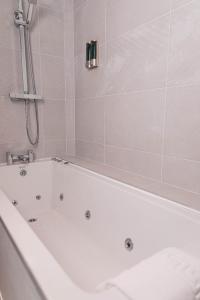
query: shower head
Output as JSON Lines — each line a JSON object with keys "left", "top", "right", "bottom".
{"left": 27, "top": 0, "right": 37, "bottom": 25}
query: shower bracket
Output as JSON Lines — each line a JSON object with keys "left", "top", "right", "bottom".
{"left": 9, "top": 92, "right": 43, "bottom": 102}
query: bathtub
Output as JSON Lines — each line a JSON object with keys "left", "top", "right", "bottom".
{"left": 0, "top": 158, "right": 200, "bottom": 300}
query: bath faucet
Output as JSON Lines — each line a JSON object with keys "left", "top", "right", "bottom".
{"left": 6, "top": 150, "right": 34, "bottom": 165}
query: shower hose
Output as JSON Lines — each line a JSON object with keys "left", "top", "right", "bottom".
{"left": 24, "top": 27, "right": 39, "bottom": 146}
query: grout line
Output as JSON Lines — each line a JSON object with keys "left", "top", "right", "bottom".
{"left": 171, "top": 0, "right": 196, "bottom": 12}
{"left": 75, "top": 87, "right": 166, "bottom": 101}
{"left": 74, "top": 81, "right": 200, "bottom": 102}
{"left": 39, "top": 52, "right": 65, "bottom": 60}
{"left": 64, "top": 0, "right": 76, "bottom": 156}
{"left": 76, "top": 138, "right": 200, "bottom": 165}
{"left": 72, "top": 3, "right": 76, "bottom": 156}
{"left": 43, "top": 138, "right": 66, "bottom": 142}
{"left": 103, "top": 1, "right": 107, "bottom": 165}
{"left": 162, "top": 154, "right": 200, "bottom": 165}
{"left": 161, "top": 7, "right": 174, "bottom": 182}
{"left": 63, "top": 0, "right": 68, "bottom": 155}
{"left": 157, "top": 180, "right": 200, "bottom": 196}
{"left": 77, "top": 139, "right": 161, "bottom": 157}
{"left": 75, "top": 154, "right": 161, "bottom": 182}
{"left": 103, "top": 99, "right": 106, "bottom": 165}
{"left": 103, "top": 144, "right": 162, "bottom": 157}
{"left": 75, "top": 152, "right": 200, "bottom": 197}
{"left": 37, "top": 5, "right": 45, "bottom": 157}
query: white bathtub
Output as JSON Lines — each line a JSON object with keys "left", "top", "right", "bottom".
{"left": 0, "top": 159, "right": 200, "bottom": 300}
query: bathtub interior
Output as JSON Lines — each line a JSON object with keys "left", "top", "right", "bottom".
{"left": 0, "top": 159, "right": 200, "bottom": 293}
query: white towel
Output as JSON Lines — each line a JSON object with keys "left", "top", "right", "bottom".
{"left": 99, "top": 248, "right": 200, "bottom": 300}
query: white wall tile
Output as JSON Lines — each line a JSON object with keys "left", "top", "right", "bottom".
{"left": 0, "top": 48, "right": 15, "bottom": 96}
{"left": 163, "top": 155, "right": 200, "bottom": 193}
{"left": 39, "top": 7, "right": 64, "bottom": 57}
{"left": 76, "top": 98, "right": 104, "bottom": 144}
{"left": 44, "top": 139, "right": 66, "bottom": 158}
{"left": 168, "top": 1, "right": 200, "bottom": 86}
{"left": 105, "top": 89, "right": 164, "bottom": 154}
{"left": 106, "top": 15, "right": 170, "bottom": 94}
{"left": 0, "top": 0, "right": 16, "bottom": 50}
{"left": 41, "top": 55, "right": 65, "bottom": 101}
{"left": 107, "top": 0, "right": 171, "bottom": 41}
{"left": 67, "top": 139, "right": 76, "bottom": 156}
{"left": 164, "top": 86, "right": 200, "bottom": 161}
{"left": 43, "top": 101, "right": 66, "bottom": 140}
{"left": 106, "top": 145, "right": 162, "bottom": 180}
{"left": 76, "top": 140, "right": 104, "bottom": 163}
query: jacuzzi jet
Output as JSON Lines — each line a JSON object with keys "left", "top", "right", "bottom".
{"left": 59, "top": 193, "right": 64, "bottom": 201}
{"left": 28, "top": 218, "right": 37, "bottom": 223}
{"left": 125, "top": 238, "right": 134, "bottom": 251}
{"left": 20, "top": 169, "right": 27, "bottom": 177}
{"left": 12, "top": 200, "right": 18, "bottom": 206}
{"left": 85, "top": 210, "right": 91, "bottom": 220}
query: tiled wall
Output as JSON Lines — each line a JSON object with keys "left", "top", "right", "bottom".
{"left": 0, "top": 0, "right": 75, "bottom": 161}
{"left": 74, "top": 0, "right": 200, "bottom": 194}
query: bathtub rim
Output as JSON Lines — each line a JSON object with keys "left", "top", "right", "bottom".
{"left": 1, "top": 157, "right": 199, "bottom": 217}
{"left": 1, "top": 156, "right": 200, "bottom": 216}
{"left": 63, "top": 161, "right": 200, "bottom": 223}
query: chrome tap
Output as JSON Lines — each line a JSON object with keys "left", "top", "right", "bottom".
{"left": 6, "top": 150, "right": 34, "bottom": 165}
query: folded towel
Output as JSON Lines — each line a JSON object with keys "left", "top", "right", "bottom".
{"left": 99, "top": 248, "right": 200, "bottom": 300}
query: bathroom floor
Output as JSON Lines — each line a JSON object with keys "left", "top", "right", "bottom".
{"left": 28, "top": 209, "right": 124, "bottom": 292}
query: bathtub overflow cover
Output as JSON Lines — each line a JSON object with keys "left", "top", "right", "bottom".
{"left": 12, "top": 200, "right": 18, "bottom": 206}
{"left": 125, "top": 238, "right": 134, "bottom": 251}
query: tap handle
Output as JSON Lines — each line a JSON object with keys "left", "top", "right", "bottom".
{"left": 6, "top": 152, "right": 13, "bottom": 165}
{"left": 28, "top": 150, "right": 34, "bottom": 162}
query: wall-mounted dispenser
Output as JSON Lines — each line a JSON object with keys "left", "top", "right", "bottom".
{"left": 86, "top": 40, "right": 98, "bottom": 70}
{"left": 86, "top": 42, "right": 91, "bottom": 69}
